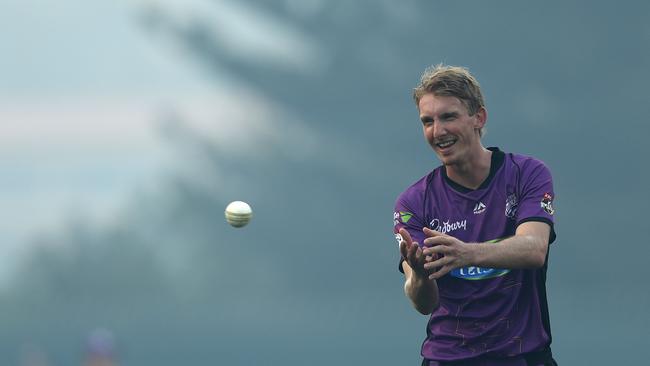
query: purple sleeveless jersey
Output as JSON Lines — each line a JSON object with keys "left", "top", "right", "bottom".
{"left": 393, "top": 148, "right": 556, "bottom": 364}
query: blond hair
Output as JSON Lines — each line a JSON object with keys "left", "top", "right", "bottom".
{"left": 413, "top": 64, "right": 486, "bottom": 136}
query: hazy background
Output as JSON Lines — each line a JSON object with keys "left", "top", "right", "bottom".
{"left": 1, "top": 0, "right": 649, "bottom": 365}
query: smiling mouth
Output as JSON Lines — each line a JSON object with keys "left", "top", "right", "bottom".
{"left": 435, "top": 139, "right": 457, "bottom": 149}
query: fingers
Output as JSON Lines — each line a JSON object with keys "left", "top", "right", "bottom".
{"left": 406, "top": 240, "right": 421, "bottom": 265}
{"left": 428, "top": 266, "right": 453, "bottom": 280}
{"left": 401, "top": 236, "right": 426, "bottom": 275}
{"left": 399, "top": 228, "right": 413, "bottom": 245}
{"left": 422, "top": 243, "right": 451, "bottom": 257}
{"left": 398, "top": 228, "right": 430, "bottom": 275}
{"left": 399, "top": 240, "right": 408, "bottom": 260}
{"left": 423, "top": 235, "right": 454, "bottom": 249}
{"left": 423, "top": 255, "right": 451, "bottom": 271}
{"left": 423, "top": 227, "right": 446, "bottom": 237}
{"left": 399, "top": 228, "right": 419, "bottom": 264}
{"left": 398, "top": 228, "right": 413, "bottom": 259}
{"left": 419, "top": 255, "right": 454, "bottom": 280}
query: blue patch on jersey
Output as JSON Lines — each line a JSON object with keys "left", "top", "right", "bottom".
{"left": 450, "top": 266, "right": 510, "bottom": 280}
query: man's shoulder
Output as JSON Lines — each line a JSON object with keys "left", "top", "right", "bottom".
{"left": 504, "top": 151, "right": 551, "bottom": 172}
{"left": 395, "top": 169, "right": 439, "bottom": 205}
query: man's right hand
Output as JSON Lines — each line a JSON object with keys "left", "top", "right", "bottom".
{"left": 399, "top": 228, "right": 429, "bottom": 278}
{"left": 399, "top": 227, "right": 439, "bottom": 314}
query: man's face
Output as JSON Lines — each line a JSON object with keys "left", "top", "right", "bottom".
{"left": 418, "top": 93, "right": 485, "bottom": 166}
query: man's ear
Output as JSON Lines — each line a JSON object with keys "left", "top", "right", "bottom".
{"left": 474, "top": 107, "right": 487, "bottom": 130}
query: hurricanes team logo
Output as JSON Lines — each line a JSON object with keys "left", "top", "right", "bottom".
{"left": 505, "top": 193, "right": 518, "bottom": 219}
{"left": 541, "top": 193, "right": 555, "bottom": 215}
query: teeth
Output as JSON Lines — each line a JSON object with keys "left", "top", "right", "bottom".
{"left": 437, "top": 140, "right": 455, "bottom": 148}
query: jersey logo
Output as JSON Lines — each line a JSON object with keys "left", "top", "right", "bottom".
{"left": 473, "top": 202, "right": 487, "bottom": 214}
{"left": 541, "top": 193, "right": 555, "bottom": 215}
{"left": 429, "top": 218, "right": 467, "bottom": 234}
{"left": 399, "top": 211, "right": 413, "bottom": 223}
{"left": 451, "top": 266, "right": 510, "bottom": 280}
{"left": 505, "top": 193, "right": 518, "bottom": 219}
{"left": 394, "top": 211, "right": 414, "bottom": 227}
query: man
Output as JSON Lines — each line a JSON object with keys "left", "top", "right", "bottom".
{"left": 393, "top": 64, "right": 557, "bottom": 366}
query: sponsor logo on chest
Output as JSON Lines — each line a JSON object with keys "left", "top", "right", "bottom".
{"left": 429, "top": 218, "right": 467, "bottom": 234}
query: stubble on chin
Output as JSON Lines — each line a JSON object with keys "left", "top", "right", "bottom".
{"left": 437, "top": 156, "right": 458, "bottom": 167}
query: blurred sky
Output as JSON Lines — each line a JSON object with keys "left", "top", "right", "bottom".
{"left": 1, "top": 0, "right": 176, "bottom": 275}
{"left": 0, "top": 0, "right": 320, "bottom": 279}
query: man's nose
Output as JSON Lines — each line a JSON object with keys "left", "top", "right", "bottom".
{"left": 433, "top": 121, "right": 446, "bottom": 138}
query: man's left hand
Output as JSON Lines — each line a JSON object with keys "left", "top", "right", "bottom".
{"left": 422, "top": 227, "right": 474, "bottom": 280}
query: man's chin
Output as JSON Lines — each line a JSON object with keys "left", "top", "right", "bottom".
{"left": 435, "top": 152, "right": 457, "bottom": 166}
{"left": 441, "top": 160, "right": 458, "bottom": 167}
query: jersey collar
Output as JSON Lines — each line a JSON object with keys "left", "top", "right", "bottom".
{"left": 442, "top": 147, "right": 505, "bottom": 193}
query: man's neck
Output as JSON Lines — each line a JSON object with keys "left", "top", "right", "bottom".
{"left": 445, "top": 147, "right": 493, "bottom": 190}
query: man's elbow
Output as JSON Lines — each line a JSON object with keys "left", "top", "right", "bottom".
{"left": 413, "top": 300, "right": 438, "bottom": 315}
{"left": 415, "top": 305, "right": 434, "bottom": 315}
{"left": 405, "top": 284, "right": 438, "bottom": 315}
{"left": 530, "top": 254, "right": 546, "bottom": 268}
{"left": 530, "top": 239, "right": 549, "bottom": 268}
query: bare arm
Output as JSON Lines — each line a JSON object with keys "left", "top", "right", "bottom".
{"left": 399, "top": 228, "right": 439, "bottom": 314}
{"left": 470, "top": 221, "right": 549, "bottom": 268}
{"left": 422, "top": 221, "right": 551, "bottom": 280}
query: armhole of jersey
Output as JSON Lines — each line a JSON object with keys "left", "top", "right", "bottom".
{"left": 517, "top": 217, "right": 556, "bottom": 244}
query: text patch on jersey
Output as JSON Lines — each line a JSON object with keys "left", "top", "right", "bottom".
{"left": 451, "top": 266, "right": 510, "bottom": 280}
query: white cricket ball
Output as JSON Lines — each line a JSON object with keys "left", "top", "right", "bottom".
{"left": 224, "top": 201, "right": 253, "bottom": 228}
